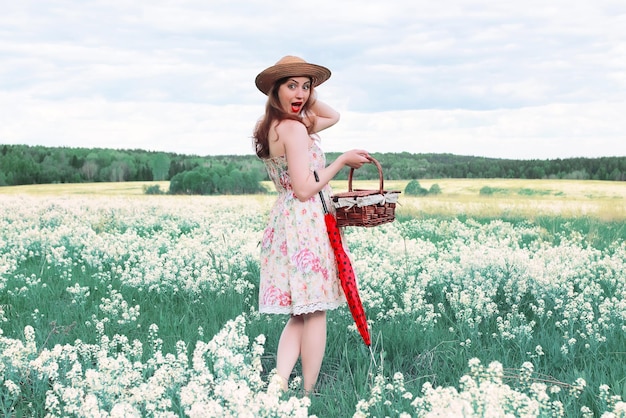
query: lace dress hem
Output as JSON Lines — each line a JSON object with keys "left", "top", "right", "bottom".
{"left": 260, "top": 300, "right": 344, "bottom": 316}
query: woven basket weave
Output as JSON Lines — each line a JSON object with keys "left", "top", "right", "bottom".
{"left": 332, "top": 157, "right": 400, "bottom": 227}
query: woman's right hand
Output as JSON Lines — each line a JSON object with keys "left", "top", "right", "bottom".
{"left": 342, "top": 149, "right": 371, "bottom": 169}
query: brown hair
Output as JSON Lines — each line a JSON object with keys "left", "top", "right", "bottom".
{"left": 253, "top": 77, "right": 317, "bottom": 159}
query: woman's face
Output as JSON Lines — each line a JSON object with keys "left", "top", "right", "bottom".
{"left": 277, "top": 76, "right": 311, "bottom": 114}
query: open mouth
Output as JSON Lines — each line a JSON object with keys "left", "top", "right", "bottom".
{"left": 291, "top": 102, "right": 302, "bottom": 113}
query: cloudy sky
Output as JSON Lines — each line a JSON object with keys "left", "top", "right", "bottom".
{"left": 1, "top": 0, "right": 625, "bottom": 159}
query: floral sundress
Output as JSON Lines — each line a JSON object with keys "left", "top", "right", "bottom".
{"left": 259, "top": 139, "right": 345, "bottom": 315}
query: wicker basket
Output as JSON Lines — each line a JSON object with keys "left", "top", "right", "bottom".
{"left": 332, "top": 157, "right": 401, "bottom": 227}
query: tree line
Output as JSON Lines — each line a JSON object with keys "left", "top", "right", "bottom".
{"left": 0, "top": 144, "right": 268, "bottom": 191}
{"left": 0, "top": 145, "right": 624, "bottom": 193}
{"left": 349, "top": 152, "right": 626, "bottom": 182}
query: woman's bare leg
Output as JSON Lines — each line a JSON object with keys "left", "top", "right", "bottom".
{"left": 275, "top": 311, "right": 328, "bottom": 393}
{"left": 301, "top": 311, "right": 327, "bottom": 393}
{"left": 276, "top": 315, "right": 304, "bottom": 390}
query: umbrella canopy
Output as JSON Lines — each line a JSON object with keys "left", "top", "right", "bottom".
{"left": 323, "top": 212, "right": 371, "bottom": 346}
{"left": 315, "top": 171, "right": 371, "bottom": 346}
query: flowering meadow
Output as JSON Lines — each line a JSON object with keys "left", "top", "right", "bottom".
{"left": 1, "top": 192, "right": 626, "bottom": 417}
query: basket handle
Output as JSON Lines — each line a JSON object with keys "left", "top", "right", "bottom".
{"left": 348, "top": 156, "right": 384, "bottom": 193}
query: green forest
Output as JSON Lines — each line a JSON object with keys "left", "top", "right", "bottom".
{"left": 1, "top": 144, "right": 624, "bottom": 193}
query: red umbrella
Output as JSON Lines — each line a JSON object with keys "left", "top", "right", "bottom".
{"left": 315, "top": 172, "right": 371, "bottom": 346}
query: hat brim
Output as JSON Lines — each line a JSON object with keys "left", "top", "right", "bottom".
{"left": 255, "top": 62, "right": 331, "bottom": 95}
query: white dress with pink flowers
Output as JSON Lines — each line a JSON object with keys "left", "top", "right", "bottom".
{"left": 259, "top": 139, "right": 345, "bottom": 315}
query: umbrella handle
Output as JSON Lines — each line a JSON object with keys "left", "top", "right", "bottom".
{"left": 313, "top": 171, "right": 329, "bottom": 214}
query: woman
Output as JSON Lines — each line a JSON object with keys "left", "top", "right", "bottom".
{"left": 253, "top": 56, "right": 370, "bottom": 394}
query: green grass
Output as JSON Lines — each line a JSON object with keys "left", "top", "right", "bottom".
{"left": 1, "top": 184, "right": 626, "bottom": 416}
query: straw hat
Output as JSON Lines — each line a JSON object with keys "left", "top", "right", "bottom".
{"left": 255, "top": 55, "right": 331, "bottom": 95}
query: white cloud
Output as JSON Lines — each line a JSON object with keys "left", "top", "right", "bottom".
{"left": 1, "top": 0, "right": 625, "bottom": 159}
{"left": 327, "top": 101, "right": 626, "bottom": 159}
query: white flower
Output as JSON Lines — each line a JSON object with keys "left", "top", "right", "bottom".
{"left": 535, "top": 345, "right": 545, "bottom": 356}
{"left": 110, "top": 402, "right": 142, "bottom": 418}
{"left": 4, "top": 379, "right": 21, "bottom": 397}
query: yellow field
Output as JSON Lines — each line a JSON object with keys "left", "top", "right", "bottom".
{"left": 376, "top": 178, "right": 626, "bottom": 221}
{"left": 1, "top": 179, "right": 624, "bottom": 220}
{"left": 0, "top": 181, "right": 172, "bottom": 196}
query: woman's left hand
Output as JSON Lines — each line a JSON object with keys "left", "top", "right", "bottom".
{"left": 342, "top": 149, "right": 371, "bottom": 169}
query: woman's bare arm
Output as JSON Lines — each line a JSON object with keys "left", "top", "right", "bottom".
{"left": 307, "top": 100, "right": 340, "bottom": 133}
{"left": 279, "top": 120, "right": 369, "bottom": 202}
